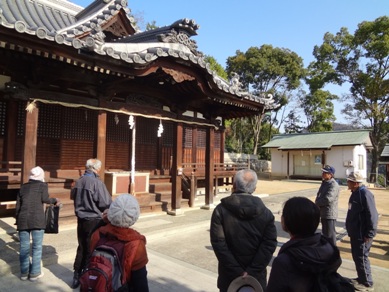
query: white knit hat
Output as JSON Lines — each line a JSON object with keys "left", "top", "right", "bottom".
{"left": 29, "top": 166, "right": 45, "bottom": 182}
{"left": 108, "top": 194, "right": 140, "bottom": 228}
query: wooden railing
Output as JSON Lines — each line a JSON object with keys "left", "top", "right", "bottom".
{"left": 181, "top": 162, "right": 249, "bottom": 206}
{"left": 182, "top": 162, "right": 249, "bottom": 176}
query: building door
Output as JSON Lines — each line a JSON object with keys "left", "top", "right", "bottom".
{"left": 293, "top": 152, "right": 322, "bottom": 177}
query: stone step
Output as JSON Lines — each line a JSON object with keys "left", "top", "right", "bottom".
{"left": 149, "top": 175, "right": 171, "bottom": 184}
{"left": 149, "top": 182, "right": 172, "bottom": 193}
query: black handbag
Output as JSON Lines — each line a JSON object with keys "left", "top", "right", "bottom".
{"left": 45, "top": 204, "right": 60, "bottom": 234}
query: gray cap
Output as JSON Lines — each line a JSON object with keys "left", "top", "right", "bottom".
{"left": 108, "top": 194, "right": 140, "bottom": 228}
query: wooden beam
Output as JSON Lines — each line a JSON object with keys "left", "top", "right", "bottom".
{"left": 203, "top": 127, "right": 215, "bottom": 209}
{"left": 96, "top": 110, "right": 107, "bottom": 183}
{"left": 22, "top": 103, "right": 38, "bottom": 183}
{"left": 169, "top": 122, "right": 183, "bottom": 215}
{"left": 192, "top": 127, "right": 197, "bottom": 163}
{"left": 220, "top": 125, "right": 225, "bottom": 163}
{"left": 4, "top": 100, "right": 17, "bottom": 162}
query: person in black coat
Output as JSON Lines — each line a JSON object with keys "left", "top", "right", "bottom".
{"left": 210, "top": 169, "right": 277, "bottom": 292}
{"left": 267, "top": 197, "right": 342, "bottom": 292}
{"left": 15, "top": 166, "right": 60, "bottom": 281}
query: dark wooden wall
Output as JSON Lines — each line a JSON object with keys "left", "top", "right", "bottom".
{"left": 0, "top": 100, "right": 223, "bottom": 177}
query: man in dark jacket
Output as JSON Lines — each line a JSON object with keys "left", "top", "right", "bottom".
{"left": 315, "top": 165, "right": 339, "bottom": 245}
{"left": 70, "top": 158, "right": 112, "bottom": 288}
{"left": 346, "top": 171, "right": 378, "bottom": 291}
{"left": 210, "top": 169, "right": 277, "bottom": 292}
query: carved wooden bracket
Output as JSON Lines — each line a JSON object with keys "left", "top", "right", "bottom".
{"left": 162, "top": 68, "right": 195, "bottom": 83}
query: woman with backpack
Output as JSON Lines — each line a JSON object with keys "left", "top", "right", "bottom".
{"left": 80, "top": 194, "right": 149, "bottom": 292}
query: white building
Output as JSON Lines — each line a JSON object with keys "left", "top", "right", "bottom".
{"left": 262, "top": 130, "right": 372, "bottom": 182}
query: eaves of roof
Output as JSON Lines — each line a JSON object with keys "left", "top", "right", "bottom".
{"left": 263, "top": 130, "right": 372, "bottom": 150}
{"left": 0, "top": 0, "right": 280, "bottom": 112}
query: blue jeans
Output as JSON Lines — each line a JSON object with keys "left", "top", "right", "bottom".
{"left": 19, "top": 229, "right": 44, "bottom": 277}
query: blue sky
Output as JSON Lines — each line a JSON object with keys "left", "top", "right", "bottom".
{"left": 73, "top": 0, "right": 389, "bottom": 124}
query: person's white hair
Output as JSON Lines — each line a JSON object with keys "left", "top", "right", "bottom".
{"left": 108, "top": 194, "right": 140, "bottom": 228}
{"left": 233, "top": 169, "right": 258, "bottom": 194}
{"left": 86, "top": 158, "right": 102, "bottom": 171}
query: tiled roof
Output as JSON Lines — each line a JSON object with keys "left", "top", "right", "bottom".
{"left": 381, "top": 144, "right": 389, "bottom": 157}
{"left": 263, "top": 130, "right": 372, "bottom": 150}
{"left": 0, "top": 0, "right": 137, "bottom": 47}
{"left": 0, "top": 0, "right": 279, "bottom": 111}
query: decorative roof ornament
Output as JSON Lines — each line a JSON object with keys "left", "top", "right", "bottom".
{"left": 258, "top": 93, "right": 277, "bottom": 107}
{"left": 229, "top": 72, "right": 244, "bottom": 92}
{"left": 90, "top": 25, "right": 106, "bottom": 52}
{"left": 158, "top": 29, "right": 199, "bottom": 55}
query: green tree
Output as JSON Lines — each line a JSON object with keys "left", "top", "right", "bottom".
{"left": 310, "top": 16, "right": 389, "bottom": 182}
{"left": 298, "top": 89, "right": 338, "bottom": 132}
{"left": 225, "top": 118, "right": 254, "bottom": 154}
{"left": 284, "top": 111, "right": 304, "bottom": 133}
{"left": 226, "top": 45, "right": 306, "bottom": 154}
{"left": 257, "top": 122, "right": 279, "bottom": 160}
{"left": 204, "top": 55, "right": 228, "bottom": 79}
{"left": 146, "top": 20, "right": 158, "bottom": 31}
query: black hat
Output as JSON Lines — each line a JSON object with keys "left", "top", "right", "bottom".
{"left": 227, "top": 276, "right": 263, "bottom": 292}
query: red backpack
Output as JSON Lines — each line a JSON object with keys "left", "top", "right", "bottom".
{"left": 79, "top": 235, "right": 127, "bottom": 292}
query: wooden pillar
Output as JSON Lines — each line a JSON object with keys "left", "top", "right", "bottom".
{"left": 157, "top": 135, "right": 162, "bottom": 173}
{"left": 192, "top": 126, "right": 197, "bottom": 164}
{"left": 22, "top": 103, "right": 39, "bottom": 183}
{"left": 287, "top": 151, "right": 290, "bottom": 179}
{"left": 189, "top": 172, "right": 196, "bottom": 207}
{"left": 169, "top": 122, "right": 183, "bottom": 215}
{"left": 96, "top": 111, "right": 107, "bottom": 183}
{"left": 219, "top": 122, "right": 226, "bottom": 187}
{"left": 4, "top": 100, "right": 17, "bottom": 162}
{"left": 203, "top": 126, "right": 214, "bottom": 209}
{"left": 129, "top": 117, "right": 136, "bottom": 195}
{"left": 220, "top": 123, "right": 225, "bottom": 163}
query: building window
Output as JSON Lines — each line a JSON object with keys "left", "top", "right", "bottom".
{"left": 358, "top": 155, "right": 364, "bottom": 170}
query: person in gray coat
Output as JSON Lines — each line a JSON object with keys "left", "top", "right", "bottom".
{"left": 210, "top": 169, "right": 277, "bottom": 291}
{"left": 15, "top": 166, "right": 60, "bottom": 281}
{"left": 315, "top": 165, "right": 339, "bottom": 245}
{"left": 70, "top": 158, "right": 112, "bottom": 288}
